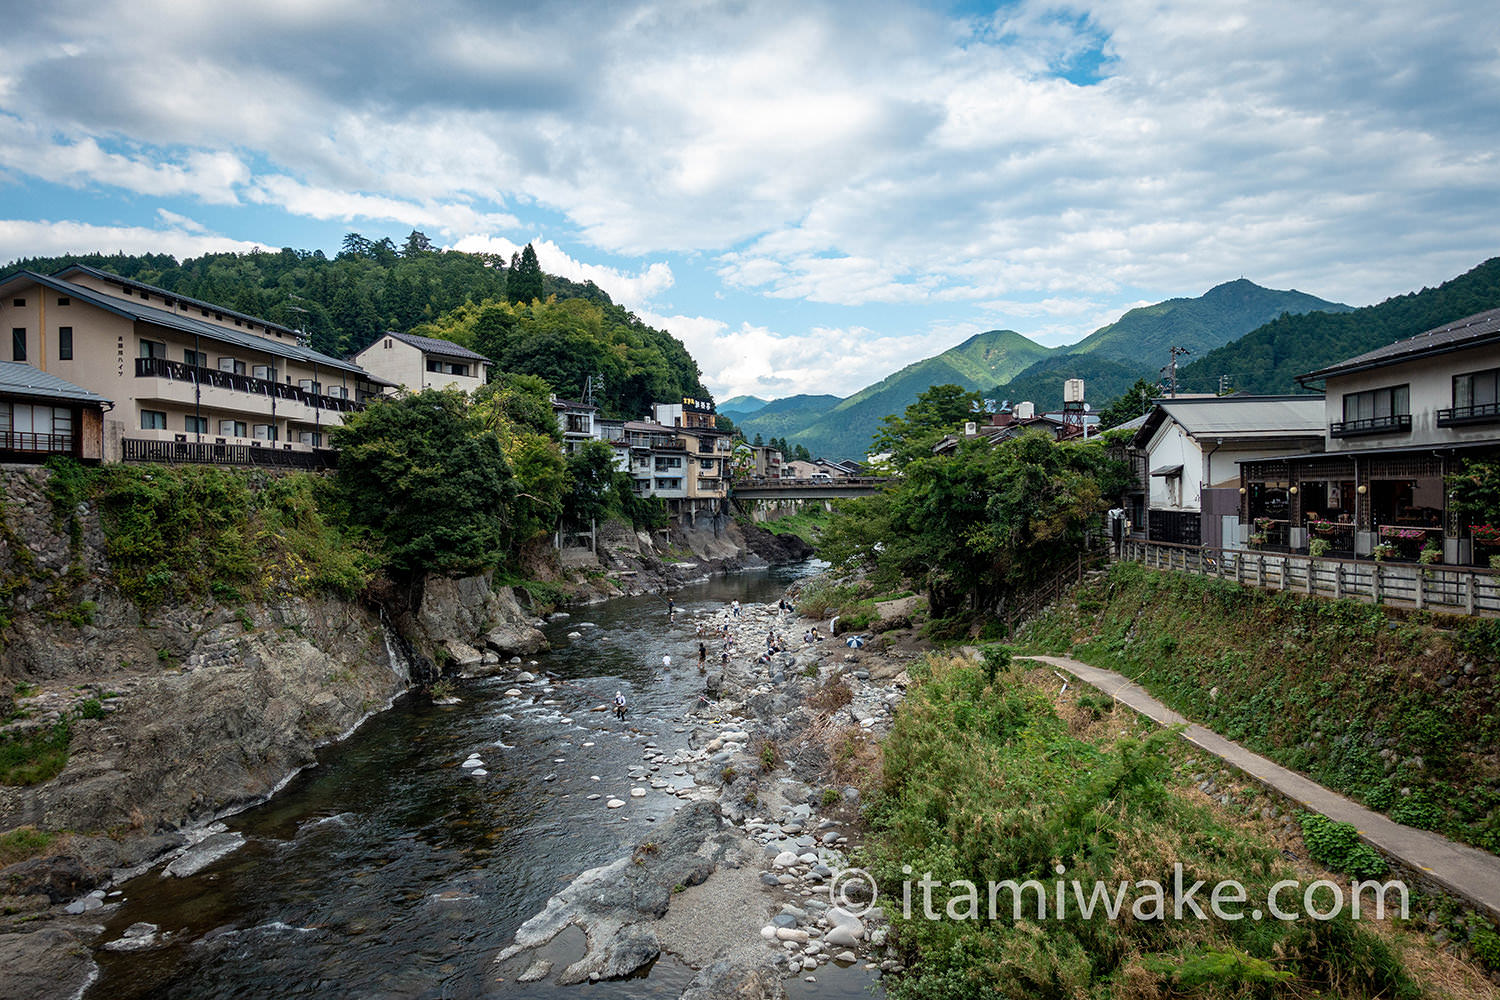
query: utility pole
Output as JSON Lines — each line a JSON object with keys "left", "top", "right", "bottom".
{"left": 1218, "top": 373, "right": 1232, "bottom": 396}
{"left": 1161, "top": 346, "right": 1191, "bottom": 398}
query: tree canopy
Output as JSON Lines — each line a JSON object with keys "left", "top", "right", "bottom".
{"left": 870, "top": 383, "right": 984, "bottom": 468}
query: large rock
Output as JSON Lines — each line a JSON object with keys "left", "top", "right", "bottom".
{"left": 483, "top": 623, "right": 549, "bottom": 658}
{"left": 0, "top": 927, "right": 94, "bottom": 1000}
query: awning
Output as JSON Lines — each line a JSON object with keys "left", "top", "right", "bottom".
{"left": 1150, "top": 463, "right": 1184, "bottom": 477}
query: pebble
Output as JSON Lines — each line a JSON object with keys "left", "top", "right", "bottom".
{"left": 606, "top": 799, "right": 626, "bottom": 809}
{"left": 630, "top": 787, "right": 647, "bottom": 798}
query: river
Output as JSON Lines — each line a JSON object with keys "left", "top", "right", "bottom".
{"left": 84, "top": 563, "right": 881, "bottom": 1000}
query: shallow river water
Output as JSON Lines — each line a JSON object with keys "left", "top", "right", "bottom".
{"left": 85, "top": 564, "right": 882, "bottom": 1000}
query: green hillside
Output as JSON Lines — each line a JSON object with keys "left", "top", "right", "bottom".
{"left": 719, "top": 395, "right": 770, "bottom": 418}
{"left": 735, "top": 394, "right": 843, "bottom": 440}
{"left": 1178, "top": 257, "right": 1500, "bottom": 394}
{"left": 740, "top": 329, "right": 1052, "bottom": 459}
{"left": 1069, "top": 278, "right": 1349, "bottom": 365}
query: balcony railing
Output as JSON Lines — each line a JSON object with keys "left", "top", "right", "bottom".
{"left": 0, "top": 430, "right": 71, "bottom": 453}
{"left": 1436, "top": 402, "right": 1500, "bottom": 427}
{"left": 135, "top": 356, "right": 362, "bottom": 414}
{"left": 1329, "top": 413, "right": 1411, "bottom": 437}
{"left": 122, "top": 437, "right": 338, "bottom": 469}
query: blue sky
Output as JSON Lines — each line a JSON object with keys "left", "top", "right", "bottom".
{"left": 0, "top": 0, "right": 1495, "bottom": 401}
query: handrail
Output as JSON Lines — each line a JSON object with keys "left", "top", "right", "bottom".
{"left": 135, "top": 356, "right": 362, "bottom": 413}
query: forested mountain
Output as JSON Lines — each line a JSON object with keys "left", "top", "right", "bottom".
{"left": 738, "top": 280, "right": 1346, "bottom": 460}
{"left": 1178, "top": 257, "right": 1500, "bottom": 393}
{"left": 719, "top": 395, "right": 770, "bottom": 418}
{"left": 5, "top": 232, "right": 708, "bottom": 420}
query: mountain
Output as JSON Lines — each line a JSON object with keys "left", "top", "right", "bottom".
{"left": 984, "top": 279, "right": 1352, "bottom": 413}
{"left": 718, "top": 395, "right": 771, "bottom": 418}
{"left": 1177, "top": 258, "right": 1500, "bottom": 395}
{"left": 738, "top": 329, "right": 1053, "bottom": 460}
{"left": 735, "top": 394, "right": 844, "bottom": 440}
{"left": 739, "top": 280, "right": 1350, "bottom": 460}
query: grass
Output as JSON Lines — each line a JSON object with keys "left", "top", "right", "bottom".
{"left": 0, "top": 826, "right": 56, "bottom": 866}
{"left": 752, "top": 506, "right": 832, "bottom": 544}
{"left": 864, "top": 653, "right": 1427, "bottom": 1000}
{"left": 0, "top": 722, "right": 72, "bottom": 786}
{"left": 1019, "top": 561, "right": 1500, "bottom": 855}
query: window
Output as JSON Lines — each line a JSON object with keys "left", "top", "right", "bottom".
{"left": 141, "top": 410, "right": 167, "bottom": 430}
{"left": 218, "top": 357, "right": 246, "bottom": 375}
{"left": 139, "top": 339, "right": 167, "bottom": 359}
{"left": 1, "top": 404, "right": 71, "bottom": 449}
{"left": 1335, "top": 384, "right": 1410, "bottom": 436}
{"left": 1454, "top": 369, "right": 1500, "bottom": 410}
{"left": 252, "top": 364, "right": 273, "bottom": 380}
{"left": 185, "top": 415, "right": 208, "bottom": 434}
{"left": 252, "top": 424, "right": 277, "bottom": 441}
{"left": 184, "top": 349, "right": 207, "bottom": 368}
{"left": 12, "top": 298, "right": 24, "bottom": 307}
{"left": 56, "top": 297, "right": 69, "bottom": 306}
{"left": 327, "top": 385, "right": 347, "bottom": 400}
{"left": 426, "top": 359, "right": 441, "bottom": 372}
{"left": 384, "top": 338, "right": 392, "bottom": 349}
{"left": 298, "top": 431, "right": 322, "bottom": 447}
{"left": 446, "top": 363, "right": 469, "bottom": 376}
{"left": 57, "top": 327, "right": 72, "bottom": 361}
{"left": 219, "top": 419, "right": 248, "bottom": 437}
{"left": 654, "top": 456, "right": 683, "bottom": 471}
{"left": 11, "top": 328, "right": 25, "bottom": 362}
{"left": 299, "top": 378, "right": 321, "bottom": 394}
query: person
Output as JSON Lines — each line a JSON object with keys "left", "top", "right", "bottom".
{"left": 667, "top": 597, "right": 676, "bottom": 618}
{"left": 698, "top": 642, "right": 707, "bottom": 670}
{"left": 614, "top": 690, "right": 627, "bottom": 721}
{"left": 662, "top": 654, "right": 672, "bottom": 670}
{"left": 731, "top": 599, "right": 740, "bottom": 618}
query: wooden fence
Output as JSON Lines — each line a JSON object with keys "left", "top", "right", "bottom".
{"left": 1120, "top": 538, "right": 1500, "bottom": 617}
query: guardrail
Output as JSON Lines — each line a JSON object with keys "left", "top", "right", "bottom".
{"left": 135, "top": 356, "right": 361, "bottom": 414}
{"left": 122, "top": 437, "right": 338, "bottom": 470}
{"left": 1121, "top": 538, "right": 1500, "bottom": 616}
{"left": 1005, "top": 550, "right": 1109, "bottom": 633}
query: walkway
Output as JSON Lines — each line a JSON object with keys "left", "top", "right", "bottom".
{"left": 1021, "top": 654, "right": 1500, "bottom": 920}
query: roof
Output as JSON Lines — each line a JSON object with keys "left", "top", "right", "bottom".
{"left": 0, "top": 269, "right": 373, "bottom": 379}
{"left": 55, "top": 264, "right": 302, "bottom": 338}
{"left": 1131, "top": 395, "right": 1326, "bottom": 449}
{"left": 379, "top": 330, "right": 492, "bottom": 363}
{"left": 1299, "top": 307, "right": 1500, "bottom": 383}
{"left": 1150, "top": 463, "right": 1184, "bottom": 477}
{"left": 552, "top": 397, "right": 599, "bottom": 412}
{"left": 0, "top": 361, "right": 111, "bottom": 406}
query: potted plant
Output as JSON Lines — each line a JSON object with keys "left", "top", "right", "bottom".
{"left": 1419, "top": 543, "right": 1443, "bottom": 565}
{"left": 1308, "top": 537, "right": 1331, "bottom": 558}
{"left": 1372, "top": 542, "right": 1397, "bottom": 561}
{"left": 1490, "top": 553, "right": 1500, "bottom": 571}
{"left": 1248, "top": 533, "right": 1267, "bottom": 549}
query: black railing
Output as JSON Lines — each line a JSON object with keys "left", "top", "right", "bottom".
{"left": 1437, "top": 402, "right": 1500, "bottom": 427}
{"left": 135, "top": 356, "right": 362, "bottom": 414}
{"left": 1329, "top": 413, "right": 1411, "bottom": 437}
{"left": 122, "top": 437, "right": 338, "bottom": 470}
{"left": 0, "top": 430, "right": 71, "bottom": 453}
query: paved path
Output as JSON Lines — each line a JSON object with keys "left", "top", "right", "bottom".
{"left": 1021, "top": 654, "right": 1500, "bottom": 920}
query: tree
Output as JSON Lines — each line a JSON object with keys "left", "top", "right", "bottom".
{"left": 1095, "top": 377, "right": 1161, "bottom": 431}
{"left": 870, "top": 383, "right": 983, "bottom": 468}
{"left": 564, "top": 440, "right": 621, "bottom": 526}
{"left": 332, "top": 389, "right": 515, "bottom": 575}
{"left": 793, "top": 443, "right": 811, "bottom": 461}
{"left": 753, "top": 432, "right": 764, "bottom": 446}
{"left": 507, "top": 243, "right": 545, "bottom": 304}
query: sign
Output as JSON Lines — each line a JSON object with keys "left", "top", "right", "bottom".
{"left": 681, "top": 396, "right": 715, "bottom": 413}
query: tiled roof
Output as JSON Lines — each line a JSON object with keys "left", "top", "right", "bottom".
{"left": 55, "top": 264, "right": 301, "bottom": 338}
{"left": 1300, "top": 307, "right": 1500, "bottom": 381}
{"left": 0, "top": 269, "right": 372, "bottom": 378}
{"left": 383, "top": 330, "right": 492, "bottom": 363}
{"left": 0, "top": 361, "right": 111, "bottom": 405}
{"left": 1132, "top": 395, "right": 1325, "bottom": 448}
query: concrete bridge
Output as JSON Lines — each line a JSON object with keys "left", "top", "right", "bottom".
{"left": 731, "top": 476, "right": 888, "bottom": 501}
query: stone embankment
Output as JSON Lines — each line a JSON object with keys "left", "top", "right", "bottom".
{"left": 492, "top": 589, "right": 921, "bottom": 999}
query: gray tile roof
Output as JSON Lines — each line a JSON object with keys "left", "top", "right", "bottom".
{"left": 55, "top": 264, "right": 301, "bottom": 339}
{"left": 0, "top": 361, "right": 111, "bottom": 405}
{"left": 383, "top": 331, "right": 492, "bottom": 363}
{"left": 1132, "top": 395, "right": 1326, "bottom": 448}
{"left": 0, "top": 270, "right": 373, "bottom": 379}
{"left": 1300, "top": 307, "right": 1500, "bottom": 381}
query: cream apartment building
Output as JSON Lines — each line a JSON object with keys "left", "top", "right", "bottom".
{"left": 352, "top": 331, "right": 491, "bottom": 394}
{"left": 0, "top": 265, "right": 387, "bottom": 466}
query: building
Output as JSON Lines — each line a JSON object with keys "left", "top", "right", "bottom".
{"left": 0, "top": 361, "right": 110, "bottom": 463}
{"left": 0, "top": 265, "right": 386, "bottom": 466}
{"left": 734, "top": 442, "right": 784, "bottom": 479}
{"left": 1129, "top": 395, "right": 1325, "bottom": 547}
{"left": 351, "top": 330, "right": 492, "bottom": 394}
{"left": 607, "top": 397, "right": 731, "bottom": 523}
{"left": 1239, "top": 307, "right": 1500, "bottom": 562}
{"left": 552, "top": 397, "right": 600, "bottom": 455}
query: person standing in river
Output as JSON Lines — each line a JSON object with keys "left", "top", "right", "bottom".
{"left": 698, "top": 642, "right": 707, "bottom": 671}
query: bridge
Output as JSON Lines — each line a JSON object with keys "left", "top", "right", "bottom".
{"left": 731, "top": 476, "right": 889, "bottom": 500}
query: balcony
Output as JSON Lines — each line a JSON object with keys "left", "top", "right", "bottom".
{"left": 1436, "top": 402, "right": 1500, "bottom": 427}
{"left": 0, "top": 431, "right": 71, "bottom": 454}
{"left": 122, "top": 437, "right": 338, "bottom": 470}
{"left": 1329, "top": 413, "right": 1411, "bottom": 438}
{"left": 135, "top": 357, "right": 363, "bottom": 417}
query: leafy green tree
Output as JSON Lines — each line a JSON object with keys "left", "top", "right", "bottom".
{"left": 793, "top": 443, "right": 811, "bottom": 461}
{"left": 753, "top": 432, "right": 764, "bottom": 446}
{"left": 472, "top": 375, "right": 566, "bottom": 542}
{"left": 1095, "top": 377, "right": 1160, "bottom": 430}
{"left": 822, "top": 432, "right": 1125, "bottom": 618}
{"left": 871, "top": 383, "right": 983, "bottom": 468}
{"left": 564, "top": 440, "right": 621, "bottom": 526}
{"left": 1448, "top": 458, "right": 1500, "bottom": 530}
{"left": 507, "top": 243, "right": 545, "bottom": 304}
{"left": 332, "top": 389, "right": 515, "bottom": 575}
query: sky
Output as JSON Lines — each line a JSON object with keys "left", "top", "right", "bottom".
{"left": 0, "top": 0, "right": 1495, "bottom": 402}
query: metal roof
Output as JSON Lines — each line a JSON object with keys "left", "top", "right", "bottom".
{"left": 0, "top": 361, "right": 111, "bottom": 406}
{"left": 1133, "top": 395, "right": 1326, "bottom": 448}
{"left": 1299, "top": 307, "right": 1500, "bottom": 383}
{"left": 54, "top": 264, "right": 302, "bottom": 339}
{"left": 0, "top": 270, "right": 373, "bottom": 379}
{"left": 382, "top": 330, "right": 492, "bottom": 363}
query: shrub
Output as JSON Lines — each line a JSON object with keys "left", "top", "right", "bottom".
{"left": 0, "top": 722, "right": 71, "bottom": 786}
{"left": 0, "top": 826, "right": 55, "bottom": 866}
{"left": 759, "top": 740, "right": 781, "bottom": 773}
{"left": 1308, "top": 537, "right": 1331, "bottom": 558}
{"left": 1298, "top": 812, "right": 1388, "bottom": 878}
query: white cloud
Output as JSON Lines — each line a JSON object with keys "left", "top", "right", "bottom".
{"left": 0, "top": 218, "right": 267, "bottom": 263}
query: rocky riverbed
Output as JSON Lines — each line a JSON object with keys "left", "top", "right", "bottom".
{"left": 488, "top": 587, "right": 925, "bottom": 999}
